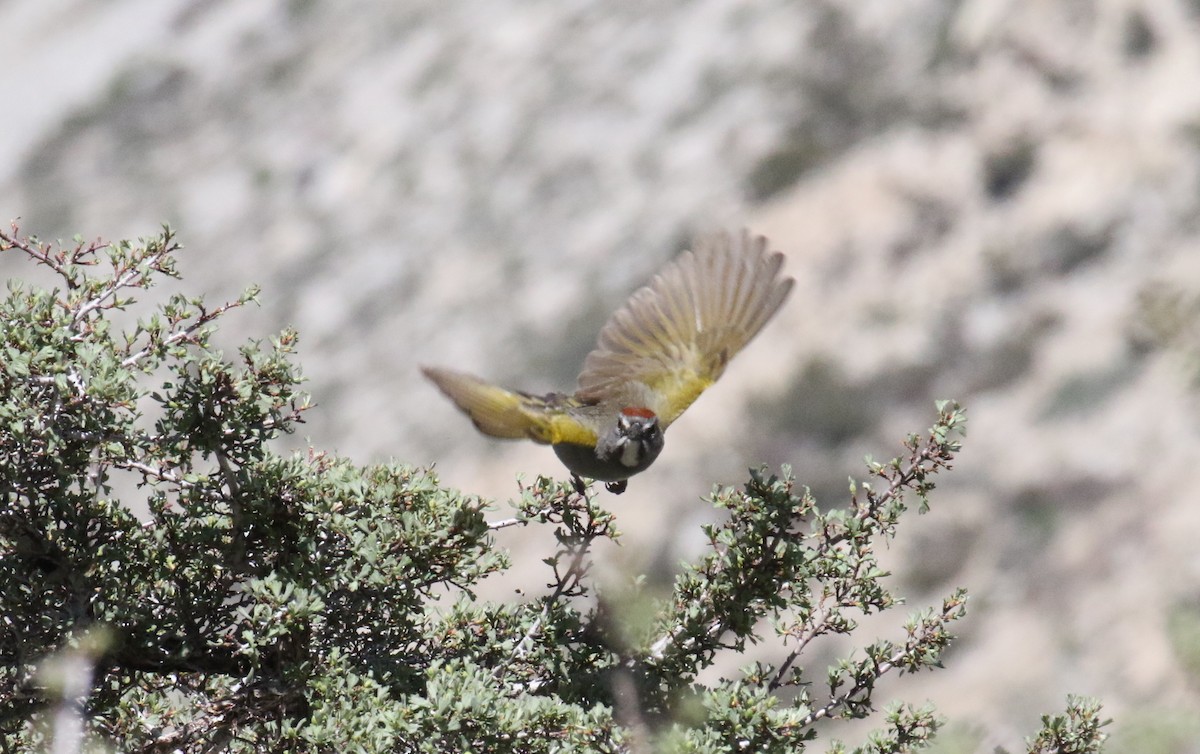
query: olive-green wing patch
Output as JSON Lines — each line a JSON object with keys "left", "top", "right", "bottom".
{"left": 575, "top": 229, "right": 793, "bottom": 428}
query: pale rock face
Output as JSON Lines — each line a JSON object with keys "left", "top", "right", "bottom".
{"left": 4, "top": 0, "right": 1200, "bottom": 744}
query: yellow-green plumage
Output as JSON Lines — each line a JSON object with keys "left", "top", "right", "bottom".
{"left": 423, "top": 228, "right": 793, "bottom": 491}
{"left": 419, "top": 367, "right": 599, "bottom": 446}
{"left": 575, "top": 229, "right": 792, "bottom": 427}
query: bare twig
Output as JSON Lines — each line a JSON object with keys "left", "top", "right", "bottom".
{"left": 499, "top": 487, "right": 609, "bottom": 680}
{"left": 115, "top": 460, "right": 196, "bottom": 489}
{"left": 798, "top": 595, "right": 963, "bottom": 727}
{"left": 487, "top": 504, "right": 553, "bottom": 530}
{"left": 71, "top": 231, "right": 178, "bottom": 326}
{"left": 769, "top": 601, "right": 831, "bottom": 692}
{"left": 486, "top": 517, "right": 525, "bottom": 530}
{"left": 508, "top": 539, "right": 590, "bottom": 665}
{"left": 645, "top": 424, "right": 955, "bottom": 665}
{"left": 799, "top": 648, "right": 909, "bottom": 728}
{"left": 120, "top": 298, "right": 247, "bottom": 368}
{"left": 0, "top": 224, "right": 106, "bottom": 288}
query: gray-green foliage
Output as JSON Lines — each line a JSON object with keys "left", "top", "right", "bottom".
{"left": 0, "top": 227, "right": 1107, "bottom": 753}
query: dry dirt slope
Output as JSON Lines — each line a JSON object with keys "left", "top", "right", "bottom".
{"left": 4, "top": 0, "right": 1200, "bottom": 749}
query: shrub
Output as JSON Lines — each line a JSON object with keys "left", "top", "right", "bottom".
{"left": 0, "top": 226, "right": 1107, "bottom": 753}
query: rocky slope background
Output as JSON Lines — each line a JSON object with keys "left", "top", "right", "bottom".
{"left": 5, "top": 0, "right": 1200, "bottom": 749}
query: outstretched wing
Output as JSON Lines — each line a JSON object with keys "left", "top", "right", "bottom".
{"left": 422, "top": 366, "right": 598, "bottom": 446}
{"left": 576, "top": 229, "right": 793, "bottom": 428}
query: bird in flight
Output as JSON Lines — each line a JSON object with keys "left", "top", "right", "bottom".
{"left": 423, "top": 229, "right": 794, "bottom": 494}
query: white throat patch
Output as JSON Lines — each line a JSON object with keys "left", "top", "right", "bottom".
{"left": 619, "top": 440, "right": 642, "bottom": 468}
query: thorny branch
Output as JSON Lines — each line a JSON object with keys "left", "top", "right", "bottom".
{"left": 487, "top": 505, "right": 553, "bottom": 531}
{"left": 500, "top": 481, "right": 615, "bottom": 680}
{"left": 799, "top": 592, "right": 966, "bottom": 727}
{"left": 645, "top": 406, "right": 962, "bottom": 665}
{"left": 69, "top": 234, "right": 176, "bottom": 327}
{"left": 119, "top": 298, "right": 247, "bottom": 369}
{"left": 769, "top": 600, "right": 833, "bottom": 692}
{"left": 0, "top": 222, "right": 106, "bottom": 288}
{"left": 1, "top": 223, "right": 258, "bottom": 373}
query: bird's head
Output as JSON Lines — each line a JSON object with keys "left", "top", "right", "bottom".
{"left": 598, "top": 406, "right": 663, "bottom": 470}
{"left": 617, "top": 405, "right": 659, "bottom": 438}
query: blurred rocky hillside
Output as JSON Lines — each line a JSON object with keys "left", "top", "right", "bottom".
{"left": 5, "top": 0, "right": 1200, "bottom": 749}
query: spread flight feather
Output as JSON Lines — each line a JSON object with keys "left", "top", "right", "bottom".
{"left": 424, "top": 228, "right": 793, "bottom": 445}
{"left": 576, "top": 229, "right": 793, "bottom": 427}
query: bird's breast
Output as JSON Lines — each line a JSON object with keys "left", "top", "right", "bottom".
{"left": 552, "top": 439, "right": 663, "bottom": 482}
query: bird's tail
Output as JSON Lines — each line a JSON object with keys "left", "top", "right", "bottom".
{"left": 421, "top": 366, "right": 549, "bottom": 442}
